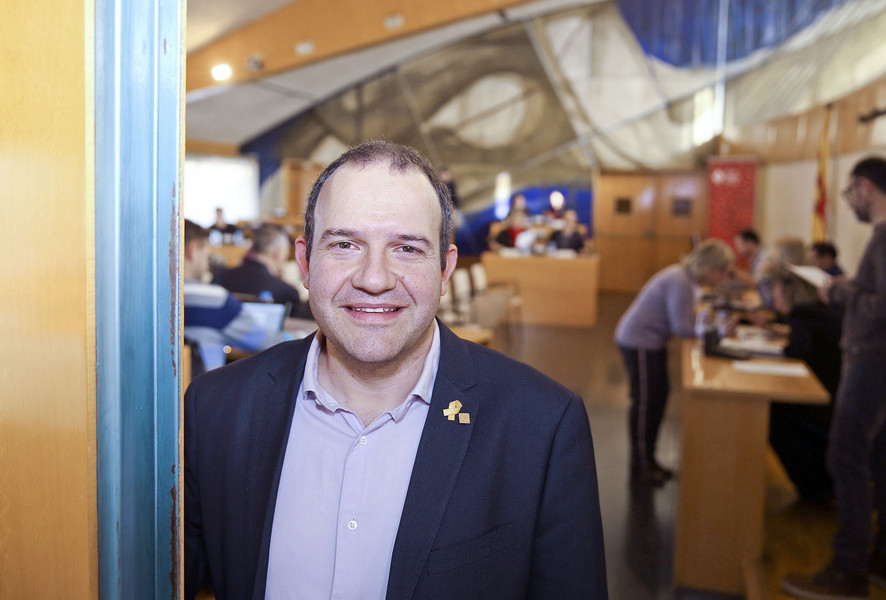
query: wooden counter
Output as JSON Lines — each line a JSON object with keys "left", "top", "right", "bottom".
{"left": 480, "top": 252, "right": 599, "bottom": 327}
{"left": 674, "top": 340, "right": 829, "bottom": 596}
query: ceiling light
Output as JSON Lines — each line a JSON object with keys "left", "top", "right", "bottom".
{"left": 211, "top": 64, "right": 232, "bottom": 81}
{"left": 384, "top": 13, "right": 404, "bottom": 29}
{"left": 295, "top": 40, "right": 315, "bottom": 56}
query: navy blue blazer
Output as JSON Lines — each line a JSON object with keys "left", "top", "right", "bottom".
{"left": 184, "top": 323, "right": 607, "bottom": 599}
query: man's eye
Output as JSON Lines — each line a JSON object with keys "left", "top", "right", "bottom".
{"left": 400, "top": 246, "right": 417, "bottom": 253}
{"left": 334, "top": 241, "right": 353, "bottom": 249}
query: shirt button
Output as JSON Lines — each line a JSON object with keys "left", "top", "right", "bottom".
{"left": 358, "top": 436, "right": 367, "bottom": 447}
{"left": 347, "top": 519, "right": 358, "bottom": 531}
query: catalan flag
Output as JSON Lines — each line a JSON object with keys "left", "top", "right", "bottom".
{"left": 812, "top": 105, "right": 831, "bottom": 242}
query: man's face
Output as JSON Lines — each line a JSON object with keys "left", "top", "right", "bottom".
{"left": 733, "top": 236, "right": 755, "bottom": 257}
{"left": 844, "top": 176, "right": 872, "bottom": 223}
{"left": 295, "top": 162, "right": 457, "bottom": 370}
{"left": 187, "top": 239, "right": 211, "bottom": 280}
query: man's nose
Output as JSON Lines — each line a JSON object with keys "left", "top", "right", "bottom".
{"left": 352, "top": 249, "right": 397, "bottom": 293}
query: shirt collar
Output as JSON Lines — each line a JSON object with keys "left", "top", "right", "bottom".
{"left": 302, "top": 321, "right": 441, "bottom": 421}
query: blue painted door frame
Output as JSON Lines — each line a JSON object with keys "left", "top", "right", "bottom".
{"left": 95, "top": 0, "right": 183, "bottom": 597}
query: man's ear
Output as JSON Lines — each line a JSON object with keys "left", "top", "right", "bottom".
{"left": 440, "top": 244, "right": 458, "bottom": 296}
{"left": 294, "top": 236, "right": 310, "bottom": 289}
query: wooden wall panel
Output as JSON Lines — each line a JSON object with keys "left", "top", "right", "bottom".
{"left": 283, "top": 159, "right": 324, "bottom": 223}
{"left": 594, "top": 238, "right": 655, "bottom": 292}
{"left": 594, "top": 171, "right": 705, "bottom": 292}
{"left": 1, "top": 1, "right": 97, "bottom": 598}
{"left": 187, "top": 0, "right": 536, "bottom": 92}
{"left": 719, "top": 72, "right": 886, "bottom": 163}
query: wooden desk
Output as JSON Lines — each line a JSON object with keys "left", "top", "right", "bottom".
{"left": 480, "top": 252, "right": 599, "bottom": 327}
{"left": 674, "top": 340, "right": 829, "bottom": 595}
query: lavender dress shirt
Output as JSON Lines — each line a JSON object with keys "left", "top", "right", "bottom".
{"left": 265, "top": 324, "right": 440, "bottom": 599}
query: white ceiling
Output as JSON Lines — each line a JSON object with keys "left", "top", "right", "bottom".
{"left": 185, "top": 0, "right": 605, "bottom": 147}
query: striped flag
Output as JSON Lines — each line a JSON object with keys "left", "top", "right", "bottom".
{"left": 812, "top": 105, "right": 831, "bottom": 242}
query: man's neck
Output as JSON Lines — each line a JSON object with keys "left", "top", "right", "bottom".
{"left": 317, "top": 332, "right": 433, "bottom": 426}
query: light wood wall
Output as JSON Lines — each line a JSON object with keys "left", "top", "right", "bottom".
{"left": 594, "top": 171, "right": 707, "bottom": 292}
{"left": 1, "top": 1, "right": 97, "bottom": 598}
{"left": 720, "top": 72, "right": 886, "bottom": 162}
{"left": 187, "top": 0, "right": 537, "bottom": 92}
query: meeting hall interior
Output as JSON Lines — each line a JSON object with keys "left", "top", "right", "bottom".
{"left": 6, "top": 0, "right": 886, "bottom": 598}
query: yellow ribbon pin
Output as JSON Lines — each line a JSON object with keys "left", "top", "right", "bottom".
{"left": 443, "top": 400, "right": 462, "bottom": 420}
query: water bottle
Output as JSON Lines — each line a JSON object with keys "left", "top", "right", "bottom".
{"left": 258, "top": 290, "right": 273, "bottom": 303}
{"left": 715, "top": 309, "right": 731, "bottom": 339}
{"left": 695, "top": 305, "right": 711, "bottom": 342}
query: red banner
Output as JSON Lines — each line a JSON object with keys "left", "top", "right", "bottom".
{"left": 707, "top": 157, "right": 756, "bottom": 247}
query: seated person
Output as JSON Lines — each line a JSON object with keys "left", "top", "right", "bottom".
{"left": 213, "top": 224, "right": 312, "bottom": 319}
{"left": 768, "top": 269, "right": 842, "bottom": 504}
{"left": 808, "top": 240, "right": 845, "bottom": 276}
{"left": 209, "top": 207, "right": 239, "bottom": 235}
{"left": 547, "top": 208, "right": 586, "bottom": 253}
{"left": 488, "top": 209, "right": 530, "bottom": 251}
{"left": 731, "top": 228, "right": 770, "bottom": 286}
{"left": 184, "top": 220, "right": 291, "bottom": 371}
{"left": 756, "top": 236, "right": 806, "bottom": 309}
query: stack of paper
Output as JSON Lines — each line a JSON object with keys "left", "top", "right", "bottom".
{"left": 732, "top": 361, "right": 809, "bottom": 377}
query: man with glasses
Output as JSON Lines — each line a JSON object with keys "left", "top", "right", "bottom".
{"left": 782, "top": 157, "right": 886, "bottom": 600}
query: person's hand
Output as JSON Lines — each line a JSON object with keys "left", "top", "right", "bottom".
{"left": 747, "top": 307, "right": 771, "bottom": 327}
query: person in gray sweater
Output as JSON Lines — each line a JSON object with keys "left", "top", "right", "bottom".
{"left": 782, "top": 157, "right": 886, "bottom": 600}
{"left": 615, "top": 239, "right": 734, "bottom": 485}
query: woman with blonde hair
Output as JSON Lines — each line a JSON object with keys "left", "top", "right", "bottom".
{"left": 615, "top": 239, "right": 734, "bottom": 485}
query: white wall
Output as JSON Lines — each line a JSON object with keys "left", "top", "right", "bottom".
{"left": 183, "top": 154, "right": 260, "bottom": 227}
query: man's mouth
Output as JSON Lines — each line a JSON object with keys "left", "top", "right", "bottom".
{"left": 350, "top": 307, "right": 400, "bottom": 313}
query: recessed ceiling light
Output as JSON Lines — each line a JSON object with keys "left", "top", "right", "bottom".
{"left": 384, "top": 13, "right": 404, "bottom": 29}
{"left": 211, "top": 64, "right": 232, "bottom": 81}
{"left": 295, "top": 40, "right": 315, "bottom": 56}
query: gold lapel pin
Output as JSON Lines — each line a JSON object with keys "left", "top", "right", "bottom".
{"left": 443, "top": 400, "right": 470, "bottom": 424}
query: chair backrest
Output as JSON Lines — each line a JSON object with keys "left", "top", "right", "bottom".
{"left": 451, "top": 268, "right": 472, "bottom": 301}
{"left": 469, "top": 262, "right": 487, "bottom": 293}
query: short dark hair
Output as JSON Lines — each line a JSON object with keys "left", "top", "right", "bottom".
{"left": 184, "top": 219, "right": 209, "bottom": 245}
{"left": 811, "top": 241, "right": 837, "bottom": 261}
{"left": 251, "top": 224, "right": 289, "bottom": 255}
{"left": 736, "top": 228, "right": 760, "bottom": 245}
{"left": 303, "top": 141, "right": 453, "bottom": 270}
{"left": 851, "top": 156, "right": 886, "bottom": 194}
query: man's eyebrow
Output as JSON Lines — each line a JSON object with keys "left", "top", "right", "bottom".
{"left": 318, "top": 228, "right": 359, "bottom": 241}
{"left": 396, "top": 233, "right": 433, "bottom": 246}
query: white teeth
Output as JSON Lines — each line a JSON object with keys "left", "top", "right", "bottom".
{"left": 354, "top": 307, "right": 397, "bottom": 313}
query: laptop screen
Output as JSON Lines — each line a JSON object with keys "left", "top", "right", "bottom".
{"left": 241, "top": 302, "right": 288, "bottom": 332}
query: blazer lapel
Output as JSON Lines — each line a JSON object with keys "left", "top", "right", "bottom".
{"left": 246, "top": 337, "right": 312, "bottom": 600}
{"left": 386, "top": 324, "right": 480, "bottom": 600}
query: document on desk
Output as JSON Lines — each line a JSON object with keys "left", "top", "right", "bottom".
{"left": 731, "top": 360, "right": 809, "bottom": 377}
{"left": 719, "top": 337, "right": 784, "bottom": 356}
{"left": 787, "top": 264, "right": 832, "bottom": 288}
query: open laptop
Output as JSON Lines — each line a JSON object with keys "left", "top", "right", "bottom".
{"left": 240, "top": 301, "right": 290, "bottom": 332}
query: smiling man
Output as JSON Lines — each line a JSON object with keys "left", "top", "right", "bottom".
{"left": 184, "top": 141, "right": 607, "bottom": 600}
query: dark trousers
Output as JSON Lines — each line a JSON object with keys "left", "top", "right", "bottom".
{"left": 827, "top": 357, "right": 886, "bottom": 574}
{"left": 769, "top": 401, "right": 833, "bottom": 500}
{"left": 620, "top": 346, "right": 669, "bottom": 468}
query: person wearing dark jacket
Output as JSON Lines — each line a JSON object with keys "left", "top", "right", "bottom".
{"left": 782, "top": 156, "right": 886, "bottom": 600}
{"left": 768, "top": 271, "right": 842, "bottom": 504}
{"left": 213, "top": 224, "right": 311, "bottom": 319}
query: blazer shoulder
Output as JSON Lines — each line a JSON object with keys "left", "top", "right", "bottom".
{"left": 189, "top": 335, "right": 313, "bottom": 395}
